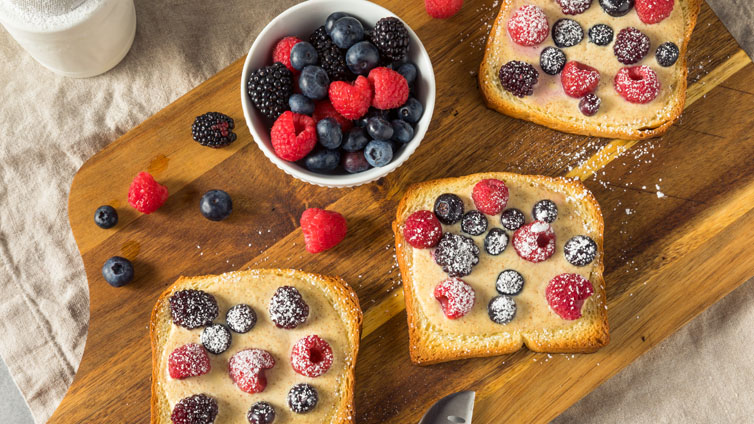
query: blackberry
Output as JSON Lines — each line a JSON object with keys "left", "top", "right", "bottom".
{"left": 269, "top": 286, "right": 309, "bottom": 329}
{"left": 310, "top": 26, "right": 351, "bottom": 81}
{"left": 434, "top": 233, "right": 480, "bottom": 278}
{"left": 288, "top": 383, "right": 319, "bottom": 413}
{"left": 371, "top": 17, "right": 410, "bottom": 62}
{"left": 498, "top": 61, "right": 539, "bottom": 98}
{"left": 248, "top": 401, "right": 276, "bottom": 424}
{"left": 169, "top": 290, "right": 219, "bottom": 329}
{"left": 191, "top": 112, "right": 237, "bottom": 148}
{"left": 170, "top": 394, "right": 218, "bottom": 424}
{"left": 656, "top": 42, "right": 679, "bottom": 67}
{"left": 247, "top": 62, "right": 293, "bottom": 120}
{"left": 540, "top": 47, "right": 567, "bottom": 75}
{"left": 614, "top": 27, "right": 650, "bottom": 65}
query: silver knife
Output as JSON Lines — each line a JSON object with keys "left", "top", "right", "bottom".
{"left": 418, "top": 391, "right": 475, "bottom": 424}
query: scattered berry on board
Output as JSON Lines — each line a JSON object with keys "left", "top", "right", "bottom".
{"left": 94, "top": 205, "right": 118, "bottom": 229}
{"left": 507, "top": 5, "right": 549, "bottom": 47}
{"left": 288, "top": 383, "right": 319, "bottom": 413}
{"left": 128, "top": 171, "right": 168, "bottom": 214}
{"left": 191, "top": 112, "right": 237, "bottom": 148}
{"left": 561, "top": 61, "right": 600, "bottom": 98}
{"left": 290, "top": 335, "right": 334, "bottom": 377}
{"left": 226, "top": 304, "right": 257, "bottom": 333}
{"left": 614, "top": 65, "right": 661, "bottom": 104}
{"left": 199, "top": 189, "right": 232, "bottom": 221}
{"left": 171, "top": 394, "right": 218, "bottom": 424}
{"left": 300, "top": 207, "right": 347, "bottom": 253}
{"left": 499, "top": 60, "right": 539, "bottom": 97}
{"left": 229, "top": 348, "right": 276, "bottom": 393}
{"left": 425, "top": 0, "right": 463, "bottom": 19}
{"left": 404, "top": 210, "right": 443, "bottom": 248}
{"left": 546, "top": 273, "right": 594, "bottom": 319}
{"left": 269, "top": 286, "right": 310, "bottom": 329}
{"left": 169, "top": 289, "right": 219, "bottom": 329}
{"left": 168, "top": 343, "right": 211, "bottom": 379}
{"left": 200, "top": 324, "right": 232, "bottom": 355}
{"left": 247, "top": 401, "right": 276, "bottom": 424}
{"left": 101, "top": 256, "right": 133, "bottom": 287}
{"left": 434, "top": 278, "right": 475, "bottom": 319}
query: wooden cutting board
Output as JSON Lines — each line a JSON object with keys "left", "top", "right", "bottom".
{"left": 52, "top": 1, "right": 754, "bottom": 422}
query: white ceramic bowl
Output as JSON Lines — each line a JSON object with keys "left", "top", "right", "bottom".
{"left": 241, "top": 0, "right": 435, "bottom": 188}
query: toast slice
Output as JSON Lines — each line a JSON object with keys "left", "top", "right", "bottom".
{"left": 150, "top": 269, "right": 362, "bottom": 423}
{"left": 393, "top": 172, "right": 608, "bottom": 365}
{"left": 479, "top": 0, "right": 701, "bottom": 139}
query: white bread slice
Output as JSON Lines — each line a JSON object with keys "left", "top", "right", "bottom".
{"left": 393, "top": 173, "right": 608, "bottom": 365}
{"left": 479, "top": 0, "right": 701, "bottom": 140}
{"left": 150, "top": 269, "right": 362, "bottom": 423}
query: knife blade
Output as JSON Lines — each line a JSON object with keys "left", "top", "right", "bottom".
{"left": 418, "top": 391, "right": 475, "bottom": 424}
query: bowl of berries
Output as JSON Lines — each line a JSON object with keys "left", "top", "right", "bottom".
{"left": 241, "top": 0, "right": 435, "bottom": 187}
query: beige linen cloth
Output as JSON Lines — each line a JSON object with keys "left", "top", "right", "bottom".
{"left": 0, "top": 1, "right": 752, "bottom": 423}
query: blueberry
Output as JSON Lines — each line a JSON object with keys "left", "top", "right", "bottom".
{"left": 288, "top": 383, "right": 318, "bottom": 413}
{"left": 552, "top": 19, "right": 584, "bottom": 48}
{"left": 488, "top": 295, "right": 516, "bottom": 324}
{"left": 200, "top": 324, "right": 232, "bottom": 355}
{"left": 484, "top": 228, "right": 509, "bottom": 255}
{"left": 366, "top": 117, "right": 394, "bottom": 140}
{"left": 342, "top": 150, "right": 371, "bottom": 173}
{"left": 290, "top": 41, "right": 318, "bottom": 70}
{"left": 299, "top": 66, "right": 329, "bottom": 100}
{"left": 434, "top": 193, "right": 464, "bottom": 225}
{"left": 225, "top": 304, "right": 257, "bottom": 333}
{"left": 539, "top": 47, "right": 566, "bottom": 75}
{"left": 289, "top": 93, "right": 315, "bottom": 115}
{"left": 330, "top": 16, "right": 364, "bottom": 49}
{"left": 496, "top": 270, "right": 524, "bottom": 295}
{"left": 325, "top": 12, "right": 352, "bottom": 34}
{"left": 461, "top": 210, "right": 488, "bottom": 236}
{"left": 656, "top": 42, "right": 679, "bottom": 67}
{"left": 304, "top": 149, "right": 340, "bottom": 172}
{"left": 364, "top": 140, "right": 393, "bottom": 167}
{"left": 357, "top": 108, "right": 388, "bottom": 127}
{"left": 579, "top": 93, "right": 601, "bottom": 116}
{"left": 564, "top": 235, "right": 598, "bottom": 266}
{"left": 248, "top": 401, "right": 276, "bottom": 424}
{"left": 316, "top": 118, "right": 343, "bottom": 149}
{"left": 346, "top": 41, "right": 380, "bottom": 75}
{"left": 102, "top": 256, "right": 134, "bottom": 287}
{"left": 599, "top": 0, "right": 634, "bottom": 16}
{"left": 532, "top": 200, "right": 558, "bottom": 223}
{"left": 342, "top": 127, "right": 369, "bottom": 151}
{"left": 588, "top": 24, "right": 614, "bottom": 46}
{"left": 501, "top": 208, "right": 525, "bottom": 231}
{"left": 200, "top": 189, "right": 232, "bottom": 221}
{"left": 397, "top": 97, "right": 423, "bottom": 124}
{"left": 94, "top": 205, "right": 118, "bottom": 229}
{"left": 391, "top": 119, "right": 414, "bottom": 143}
{"left": 397, "top": 62, "right": 417, "bottom": 87}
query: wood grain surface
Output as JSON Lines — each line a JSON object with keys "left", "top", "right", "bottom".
{"left": 52, "top": 0, "right": 754, "bottom": 422}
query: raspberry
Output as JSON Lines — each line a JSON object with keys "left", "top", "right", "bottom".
{"left": 434, "top": 233, "right": 480, "bottom": 277}
{"left": 507, "top": 5, "right": 549, "bottom": 47}
{"left": 168, "top": 343, "right": 211, "bottom": 379}
{"left": 270, "top": 111, "right": 317, "bottom": 161}
{"left": 313, "top": 99, "right": 353, "bottom": 132}
{"left": 614, "top": 65, "right": 661, "bottom": 104}
{"left": 546, "top": 273, "right": 594, "bottom": 320}
{"left": 472, "top": 179, "right": 509, "bottom": 215}
{"left": 560, "top": 61, "right": 600, "bottom": 98}
{"left": 169, "top": 289, "right": 219, "bottom": 329}
{"left": 636, "top": 0, "right": 674, "bottom": 24}
{"left": 614, "top": 27, "right": 650, "bottom": 65}
{"left": 498, "top": 61, "right": 539, "bottom": 97}
{"left": 328, "top": 75, "right": 373, "bottom": 120}
{"left": 425, "top": 0, "right": 463, "bottom": 19}
{"left": 512, "top": 221, "right": 556, "bottom": 263}
{"left": 556, "top": 0, "right": 593, "bottom": 14}
{"left": 300, "top": 208, "right": 347, "bottom": 253}
{"left": 368, "top": 67, "right": 409, "bottom": 110}
{"left": 403, "top": 210, "right": 443, "bottom": 248}
{"left": 272, "top": 36, "right": 302, "bottom": 73}
{"left": 229, "top": 348, "right": 276, "bottom": 394}
{"left": 269, "top": 286, "right": 310, "bottom": 329}
{"left": 127, "top": 172, "right": 168, "bottom": 214}
{"left": 171, "top": 394, "right": 218, "bottom": 424}
{"left": 290, "top": 335, "right": 334, "bottom": 378}
{"left": 433, "top": 278, "right": 475, "bottom": 319}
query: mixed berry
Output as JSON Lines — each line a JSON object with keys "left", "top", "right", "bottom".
{"left": 247, "top": 12, "right": 426, "bottom": 175}
{"left": 499, "top": 0, "right": 680, "bottom": 115}
{"left": 403, "top": 178, "right": 599, "bottom": 326}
